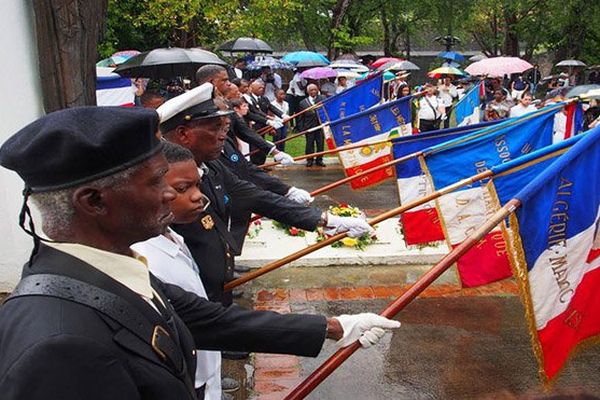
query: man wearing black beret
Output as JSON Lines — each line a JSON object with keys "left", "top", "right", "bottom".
{"left": 0, "top": 106, "right": 400, "bottom": 400}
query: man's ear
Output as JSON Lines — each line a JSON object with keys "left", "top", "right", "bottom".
{"left": 170, "top": 125, "right": 192, "bottom": 146}
{"left": 71, "top": 187, "right": 108, "bottom": 217}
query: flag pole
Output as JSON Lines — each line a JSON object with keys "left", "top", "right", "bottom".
{"left": 224, "top": 169, "right": 494, "bottom": 291}
{"left": 283, "top": 197, "right": 522, "bottom": 400}
{"left": 259, "top": 137, "right": 397, "bottom": 168}
{"left": 245, "top": 123, "right": 330, "bottom": 157}
{"left": 255, "top": 101, "right": 324, "bottom": 135}
{"left": 248, "top": 151, "right": 420, "bottom": 225}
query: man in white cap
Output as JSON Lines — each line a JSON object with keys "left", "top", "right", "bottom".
{"left": 156, "top": 83, "right": 376, "bottom": 307}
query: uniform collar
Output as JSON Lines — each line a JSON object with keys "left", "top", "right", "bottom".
{"left": 45, "top": 241, "right": 153, "bottom": 299}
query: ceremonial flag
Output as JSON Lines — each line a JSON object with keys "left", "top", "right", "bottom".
{"left": 96, "top": 74, "right": 135, "bottom": 107}
{"left": 423, "top": 104, "right": 565, "bottom": 287}
{"left": 494, "top": 125, "right": 600, "bottom": 382}
{"left": 552, "top": 102, "right": 584, "bottom": 143}
{"left": 393, "top": 121, "right": 499, "bottom": 245}
{"left": 328, "top": 96, "right": 412, "bottom": 189}
{"left": 451, "top": 81, "right": 484, "bottom": 127}
{"left": 317, "top": 73, "right": 383, "bottom": 123}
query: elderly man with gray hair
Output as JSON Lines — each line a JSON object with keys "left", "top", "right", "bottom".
{"left": 297, "top": 83, "right": 327, "bottom": 167}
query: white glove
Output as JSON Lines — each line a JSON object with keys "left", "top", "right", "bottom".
{"left": 282, "top": 114, "right": 290, "bottom": 121}
{"left": 334, "top": 313, "right": 401, "bottom": 348}
{"left": 325, "top": 213, "right": 375, "bottom": 238}
{"left": 286, "top": 186, "right": 314, "bottom": 204}
{"left": 267, "top": 119, "right": 284, "bottom": 129}
{"left": 273, "top": 151, "right": 295, "bottom": 166}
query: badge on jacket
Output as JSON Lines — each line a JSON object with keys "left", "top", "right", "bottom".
{"left": 200, "top": 215, "right": 214, "bottom": 230}
{"left": 230, "top": 154, "right": 239, "bottom": 162}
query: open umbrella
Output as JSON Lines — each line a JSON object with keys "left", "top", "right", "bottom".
{"left": 96, "top": 55, "right": 130, "bottom": 68}
{"left": 566, "top": 84, "right": 600, "bottom": 98}
{"left": 464, "top": 56, "right": 533, "bottom": 77}
{"left": 217, "top": 37, "right": 273, "bottom": 54}
{"left": 556, "top": 59, "right": 586, "bottom": 68}
{"left": 329, "top": 60, "right": 369, "bottom": 73}
{"left": 371, "top": 57, "right": 402, "bottom": 69}
{"left": 335, "top": 69, "right": 361, "bottom": 79}
{"left": 437, "top": 51, "right": 465, "bottom": 63}
{"left": 469, "top": 54, "right": 487, "bottom": 62}
{"left": 358, "top": 71, "right": 395, "bottom": 81}
{"left": 113, "top": 47, "right": 226, "bottom": 79}
{"left": 387, "top": 60, "right": 420, "bottom": 71}
{"left": 427, "top": 66, "right": 466, "bottom": 79}
{"left": 112, "top": 50, "right": 141, "bottom": 58}
{"left": 282, "top": 51, "right": 330, "bottom": 65}
{"left": 246, "top": 57, "right": 294, "bottom": 71}
{"left": 579, "top": 88, "right": 600, "bottom": 100}
{"left": 300, "top": 67, "right": 337, "bottom": 80}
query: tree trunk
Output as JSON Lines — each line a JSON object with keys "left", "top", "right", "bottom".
{"left": 32, "top": 0, "right": 108, "bottom": 112}
{"left": 327, "top": 0, "right": 353, "bottom": 59}
{"left": 502, "top": 8, "right": 519, "bottom": 56}
{"left": 381, "top": 8, "right": 392, "bottom": 57}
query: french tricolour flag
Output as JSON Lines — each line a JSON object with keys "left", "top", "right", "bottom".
{"left": 496, "top": 125, "right": 600, "bottom": 381}
{"left": 393, "top": 121, "right": 499, "bottom": 245}
{"left": 327, "top": 96, "right": 412, "bottom": 189}
{"left": 96, "top": 72, "right": 135, "bottom": 107}
{"left": 424, "top": 104, "right": 565, "bottom": 287}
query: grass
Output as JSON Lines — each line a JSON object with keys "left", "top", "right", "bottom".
{"left": 266, "top": 129, "right": 335, "bottom": 158}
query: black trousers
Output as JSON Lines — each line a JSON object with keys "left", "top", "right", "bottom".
{"left": 305, "top": 129, "right": 324, "bottom": 161}
{"left": 419, "top": 119, "right": 440, "bottom": 132}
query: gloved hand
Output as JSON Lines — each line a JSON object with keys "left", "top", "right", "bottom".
{"left": 286, "top": 186, "right": 314, "bottom": 204}
{"left": 282, "top": 114, "right": 291, "bottom": 121}
{"left": 334, "top": 313, "right": 401, "bottom": 348}
{"left": 273, "top": 151, "right": 295, "bottom": 166}
{"left": 267, "top": 119, "right": 284, "bottom": 129}
{"left": 324, "top": 213, "right": 375, "bottom": 238}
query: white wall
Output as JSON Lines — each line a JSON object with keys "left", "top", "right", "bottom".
{"left": 0, "top": 2, "right": 43, "bottom": 291}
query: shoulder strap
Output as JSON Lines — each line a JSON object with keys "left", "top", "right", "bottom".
{"left": 7, "top": 273, "right": 197, "bottom": 399}
{"left": 423, "top": 96, "right": 438, "bottom": 119}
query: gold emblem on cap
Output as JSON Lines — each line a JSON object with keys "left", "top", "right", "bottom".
{"left": 201, "top": 215, "right": 214, "bottom": 230}
{"left": 184, "top": 115, "right": 192, "bottom": 121}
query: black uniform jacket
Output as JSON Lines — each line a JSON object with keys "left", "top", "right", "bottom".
{"left": 244, "top": 94, "right": 283, "bottom": 129}
{"left": 297, "top": 95, "right": 327, "bottom": 133}
{"left": 0, "top": 245, "right": 327, "bottom": 400}
{"left": 229, "top": 113, "right": 273, "bottom": 155}
{"left": 220, "top": 136, "right": 291, "bottom": 248}
{"left": 172, "top": 159, "right": 321, "bottom": 301}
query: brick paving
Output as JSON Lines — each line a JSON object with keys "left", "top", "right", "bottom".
{"left": 250, "top": 280, "right": 518, "bottom": 399}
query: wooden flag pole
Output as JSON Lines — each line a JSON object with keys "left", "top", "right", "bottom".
{"left": 255, "top": 101, "right": 324, "bottom": 135}
{"left": 245, "top": 122, "right": 330, "bottom": 157}
{"left": 259, "top": 137, "right": 396, "bottom": 169}
{"left": 248, "top": 151, "right": 420, "bottom": 225}
{"left": 283, "top": 198, "right": 521, "bottom": 400}
{"left": 224, "top": 169, "right": 494, "bottom": 291}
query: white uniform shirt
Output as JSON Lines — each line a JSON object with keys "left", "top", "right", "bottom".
{"left": 418, "top": 95, "right": 442, "bottom": 121}
{"left": 286, "top": 72, "right": 306, "bottom": 97}
{"left": 271, "top": 99, "right": 289, "bottom": 115}
{"left": 131, "top": 229, "right": 222, "bottom": 399}
{"left": 509, "top": 104, "right": 537, "bottom": 118}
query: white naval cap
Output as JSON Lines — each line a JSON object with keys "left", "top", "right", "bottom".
{"left": 156, "top": 82, "right": 233, "bottom": 133}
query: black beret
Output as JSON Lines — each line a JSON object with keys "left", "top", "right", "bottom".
{"left": 0, "top": 106, "right": 163, "bottom": 192}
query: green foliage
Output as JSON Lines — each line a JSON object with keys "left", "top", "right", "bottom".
{"left": 100, "top": 0, "right": 600, "bottom": 65}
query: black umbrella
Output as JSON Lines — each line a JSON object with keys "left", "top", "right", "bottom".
{"left": 113, "top": 47, "right": 226, "bottom": 79}
{"left": 217, "top": 37, "right": 273, "bottom": 54}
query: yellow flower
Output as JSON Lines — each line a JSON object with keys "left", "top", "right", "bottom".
{"left": 341, "top": 237, "right": 358, "bottom": 247}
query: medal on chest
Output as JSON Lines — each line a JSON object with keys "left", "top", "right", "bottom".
{"left": 200, "top": 215, "right": 215, "bottom": 230}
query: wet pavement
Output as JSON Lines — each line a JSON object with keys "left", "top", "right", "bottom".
{"left": 232, "top": 165, "right": 600, "bottom": 400}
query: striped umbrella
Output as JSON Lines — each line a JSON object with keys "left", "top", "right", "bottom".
{"left": 427, "top": 66, "right": 467, "bottom": 79}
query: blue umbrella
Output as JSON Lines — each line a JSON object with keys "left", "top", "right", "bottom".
{"left": 282, "top": 51, "right": 330, "bottom": 65}
{"left": 437, "top": 51, "right": 465, "bottom": 63}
